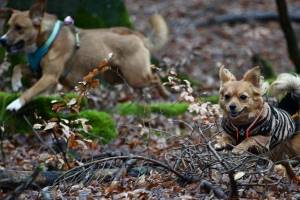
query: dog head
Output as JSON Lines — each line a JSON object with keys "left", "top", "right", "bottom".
{"left": 219, "top": 66, "right": 264, "bottom": 125}
{"left": 0, "top": 0, "right": 47, "bottom": 54}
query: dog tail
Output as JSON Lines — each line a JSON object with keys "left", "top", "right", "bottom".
{"left": 144, "top": 14, "right": 168, "bottom": 52}
{"left": 269, "top": 73, "right": 300, "bottom": 115}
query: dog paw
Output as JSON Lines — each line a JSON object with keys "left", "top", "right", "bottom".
{"left": 214, "top": 143, "right": 223, "bottom": 150}
{"left": 6, "top": 98, "right": 25, "bottom": 111}
{"left": 232, "top": 146, "right": 246, "bottom": 155}
{"left": 214, "top": 135, "right": 231, "bottom": 150}
{"left": 12, "top": 80, "right": 23, "bottom": 92}
{"left": 214, "top": 142, "right": 228, "bottom": 151}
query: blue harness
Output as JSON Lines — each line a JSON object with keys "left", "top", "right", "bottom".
{"left": 27, "top": 20, "right": 62, "bottom": 72}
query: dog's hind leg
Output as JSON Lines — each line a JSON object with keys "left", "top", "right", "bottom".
{"left": 149, "top": 73, "right": 170, "bottom": 99}
{"left": 268, "top": 133, "right": 300, "bottom": 183}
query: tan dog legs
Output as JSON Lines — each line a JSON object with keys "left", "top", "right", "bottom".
{"left": 232, "top": 135, "right": 270, "bottom": 154}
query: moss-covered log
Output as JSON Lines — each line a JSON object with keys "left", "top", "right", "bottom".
{"left": 0, "top": 92, "right": 117, "bottom": 143}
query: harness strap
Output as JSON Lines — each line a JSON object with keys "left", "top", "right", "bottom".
{"left": 27, "top": 20, "right": 63, "bottom": 72}
{"left": 230, "top": 104, "right": 265, "bottom": 141}
{"left": 245, "top": 107, "right": 265, "bottom": 138}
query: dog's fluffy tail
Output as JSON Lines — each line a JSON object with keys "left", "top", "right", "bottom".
{"left": 144, "top": 14, "right": 168, "bottom": 52}
{"left": 269, "top": 73, "right": 300, "bottom": 115}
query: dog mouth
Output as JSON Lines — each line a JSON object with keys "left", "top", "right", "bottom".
{"left": 7, "top": 40, "right": 25, "bottom": 54}
{"left": 229, "top": 107, "right": 246, "bottom": 118}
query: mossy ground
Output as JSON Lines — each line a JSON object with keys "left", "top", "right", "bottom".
{"left": 117, "top": 102, "right": 189, "bottom": 117}
{"left": 0, "top": 92, "right": 116, "bottom": 143}
{"left": 117, "top": 96, "right": 221, "bottom": 117}
{"left": 200, "top": 95, "right": 219, "bottom": 104}
{"left": 0, "top": 91, "right": 222, "bottom": 144}
{"left": 79, "top": 110, "right": 117, "bottom": 143}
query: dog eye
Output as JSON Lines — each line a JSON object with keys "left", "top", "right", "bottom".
{"left": 224, "top": 94, "right": 231, "bottom": 100}
{"left": 14, "top": 24, "right": 22, "bottom": 31}
{"left": 240, "top": 95, "right": 248, "bottom": 100}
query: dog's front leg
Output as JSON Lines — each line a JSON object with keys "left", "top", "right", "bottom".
{"left": 6, "top": 73, "right": 59, "bottom": 111}
{"left": 11, "top": 64, "right": 23, "bottom": 92}
{"left": 232, "top": 135, "right": 270, "bottom": 155}
{"left": 214, "top": 132, "right": 235, "bottom": 150}
{"left": 11, "top": 64, "right": 33, "bottom": 92}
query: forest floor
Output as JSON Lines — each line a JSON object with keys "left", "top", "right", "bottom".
{"left": 1, "top": 0, "right": 300, "bottom": 199}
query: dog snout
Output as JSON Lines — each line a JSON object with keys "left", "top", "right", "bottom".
{"left": 229, "top": 104, "right": 236, "bottom": 111}
{"left": 0, "top": 34, "right": 8, "bottom": 47}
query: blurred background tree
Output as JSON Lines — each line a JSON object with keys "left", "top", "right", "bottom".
{"left": 275, "top": 0, "right": 300, "bottom": 73}
{"left": 7, "top": 0, "right": 132, "bottom": 28}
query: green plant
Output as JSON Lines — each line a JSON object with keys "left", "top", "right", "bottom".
{"left": 79, "top": 110, "right": 117, "bottom": 143}
{"left": 117, "top": 102, "right": 188, "bottom": 117}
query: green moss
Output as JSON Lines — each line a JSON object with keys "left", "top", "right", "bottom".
{"left": 0, "top": 92, "right": 29, "bottom": 133}
{"left": 117, "top": 102, "right": 188, "bottom": 117}
{"left": 0, "top": 92, "right": 116, "bottom": 143}
{"left": 201, "top": 95, "right": 219, "bottom": 104}
{"left": 0, "top": 92, "right": 70, "bottom": 133}
{"left": 150, "top": 103, "right": 188, "bottom": 117}
{"left": 79, "top": 110, "right": 117, "bottom": 143}
{"left": 117, "top": 103, "right": 151, "bottom": 117}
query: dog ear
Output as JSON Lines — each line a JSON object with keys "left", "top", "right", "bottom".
{"left": 0, "top": 8, "right": 13, "bottom": 19}
{"left": 29, "top": 0, "right": 47, "bottom": 26}
{"left": 243, "top": 66, "right": 261, "bottom": 87}
{"left": 219, "top": 66, "right": 236, "bottom": 85}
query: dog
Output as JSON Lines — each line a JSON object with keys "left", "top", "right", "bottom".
{"left": 0, "top": 0, "right": 170, "bottom": 111}
{"left": 216, "top": 66, "right": 300, "bottom": 182}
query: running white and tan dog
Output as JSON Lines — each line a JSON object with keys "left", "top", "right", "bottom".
{"left": 0, "top": 0, "right": 169, "bottom": 111}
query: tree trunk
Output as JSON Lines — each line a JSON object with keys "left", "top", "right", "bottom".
{"left": 0, "top": 0, "right": 8, "bottom": 34}
{"left": 275, "top": 0, "right": 300, "bottom": 73}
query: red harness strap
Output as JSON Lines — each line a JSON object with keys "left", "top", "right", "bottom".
{"left": 230, "top": 106, "right": 265, "bottom": 141}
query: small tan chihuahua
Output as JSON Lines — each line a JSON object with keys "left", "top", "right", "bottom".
{"left": 0, "top": 0, "right": 169, "bottom": 111}
{"left": 217, "top": 66, "right": 300, "bottom": 182}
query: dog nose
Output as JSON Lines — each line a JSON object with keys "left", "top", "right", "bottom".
{"left": 229, "top": 104, "right": 236, "bottom": 111}
{"left": 0, "top": 35, "right": 7, "bottom": 47}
